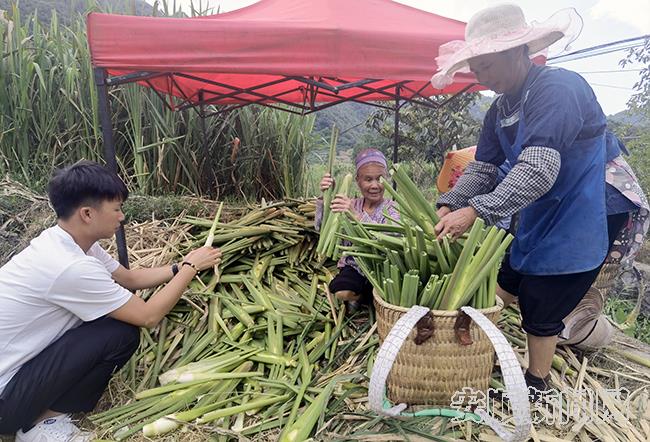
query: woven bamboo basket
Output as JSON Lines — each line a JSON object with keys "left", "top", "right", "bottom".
{"left": 592, "top": 262, "right": 620, "bottom": 297}
{"left": 374, "top": 291, "right": 503, "bottom": 406}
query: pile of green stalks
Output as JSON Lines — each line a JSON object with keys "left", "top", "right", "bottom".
{"left": 339, "top": 164, "right": 513, "bottom": 310}
{"left": 90, "top": 200, "right": 370, "bottom": 440}
{"left": 92, "top": 202, "right": 650, "bottom": 441}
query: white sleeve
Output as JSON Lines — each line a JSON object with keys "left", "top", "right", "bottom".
{"left": 87, "top": 242, "right": 121, "bottom": 273}
{"left": 48, "top": 259, "right": 133, "bottom": 322}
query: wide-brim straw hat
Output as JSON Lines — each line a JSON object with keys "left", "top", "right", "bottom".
{"left": 559, "top": 287, "right": 615, "bottom": 350}
{"left": 436, "top": 146, "right": 476, "bottom": 193}
{"left": 431, "top": 4, "right": 582, "bottom": 89}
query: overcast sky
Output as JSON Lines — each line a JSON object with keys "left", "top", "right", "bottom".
{"left": 149, "top": 0, "right": 649, "bottom": 115}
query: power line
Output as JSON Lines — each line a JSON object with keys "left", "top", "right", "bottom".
{"left": 548, "top": 34, "right": 649, "bottom": 64}
{"left": 588, "top": 82, "right": 635, "bottom": 90}
{"left": 549, "top": 43, "right": 643, "bottom": 63}
{"left": 579, "top": 69, "right": 644, "bottom": 74}
{"left": 549, "top": 35, "right": 648, "bottom": 61}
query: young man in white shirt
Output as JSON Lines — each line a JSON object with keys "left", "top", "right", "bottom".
{"left": 0, "top": 161, "right": 222, "bottom": 442}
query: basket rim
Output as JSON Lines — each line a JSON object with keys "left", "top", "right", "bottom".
{"left": 373, "top": 288, "right": 504, "bottom": 316}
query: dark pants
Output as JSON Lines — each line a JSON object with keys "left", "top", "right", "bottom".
{"left": 498, "top": 213, "right": 628, "bottom": 337}
{"left": 329, "top": 265, "right": 374, "bottom": 303}
{"left": 0, "top": 317, "right": 139, "bottom": 434}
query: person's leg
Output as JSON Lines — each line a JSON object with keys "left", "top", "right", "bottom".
{"left": 329, "top": 266, "right": 369, "bottom": 303}
{"left": 496, "top": 253, "right": 521, "bottom": 308}
{"left": 496, "top": 286, "right": 517, "bottom": 308}
{"left": 605, "top": 212, "right": 630, "bottom": 248}
{"left": 526, "top": 335, "right": 558, "bottom": 380}
{"left": 49, "top": 319, "right": 139, "bottom": 414}
{"left": 0, "top": 317, "right": 139, "bottom": 434}
{"left": 518, "top": 265, "right": 604, "bottom": 381}
{"left": 522, "top": 212, "right": 629, "bottom": 378}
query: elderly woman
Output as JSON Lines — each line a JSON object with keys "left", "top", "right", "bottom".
{"left": 316, "top": 148, "right": 399, "bottom": 308}
{"left": 431, "top": 4, "right": 648, "bottom": 396}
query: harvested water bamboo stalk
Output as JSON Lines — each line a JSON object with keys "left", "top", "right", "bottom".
{"left": 341, "top": 165, "right": 512, "bottom": 310}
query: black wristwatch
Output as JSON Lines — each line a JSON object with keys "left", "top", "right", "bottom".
{"left": 171, "top": 262, "right": 179, "bottom": 276}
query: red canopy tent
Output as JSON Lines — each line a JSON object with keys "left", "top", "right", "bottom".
{"left": 87, "top": 0, "right": 478, "bottom": 110}
{"left": 86, "top": 0, "right": 479, "bottom": 265}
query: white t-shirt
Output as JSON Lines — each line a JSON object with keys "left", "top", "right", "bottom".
{"left": 0, "top": 225, "right": 132, "bottom": 394}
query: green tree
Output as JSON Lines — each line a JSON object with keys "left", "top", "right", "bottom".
{"left": 366, "top": 93, "right": 481, "bottom": 175}
{"left": 617, "top": 38, "right": 650, "bottom": 193}
{"left": 620, "top": 38, "right": 650, "bottom": 116}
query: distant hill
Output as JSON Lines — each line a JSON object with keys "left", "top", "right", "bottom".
{"left": 312, "top": 95, "right": 493, "bottom": 151}
{"left": 607, "top": 107, "right": 650, "bottom": 149}
{"left": 0, "top": 0, "right": 153, "bottom": 25}
{"left": 312, "top": 102, "right": 376, "bottom": 151}
{"left": 311, "top": 95, "right": 494, "bottom": 159}
{"left": 608, "top": 108, "right": 650, "bottom": 127}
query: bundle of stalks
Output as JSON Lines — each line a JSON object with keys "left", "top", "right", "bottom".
{"left": 340, "top": 164, "right": 512, "bottom": 310}
{"left": 317, "top": 173, "right": 354, "bottom": 260}
{"left": 320, "top": 126, "right": 339, "bottom": 231}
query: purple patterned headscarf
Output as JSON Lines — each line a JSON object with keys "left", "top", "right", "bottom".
{"left": 355, "top": 148, "right": 387, "bottom": 173}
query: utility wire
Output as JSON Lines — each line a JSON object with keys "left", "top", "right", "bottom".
{"left": 588, "top": 83, "right": 635, "bottom": 90}
{"left": 547, "top": 39, "right": 647, "bottom": 94}
{"left": 549, "top": 43, "right": 643, "bottom": 63}
{"left": 548, "top": 34, "right": 649, "bottom": 64}
{"left": 549, "top": 35, "right": 648, "bottom": 61}
{"left": 579, "top": 68, "right": 644, "bottom": 74}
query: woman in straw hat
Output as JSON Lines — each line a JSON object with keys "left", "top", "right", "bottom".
{"left": 431, "top": 4, "right": 648, "bottom": 396}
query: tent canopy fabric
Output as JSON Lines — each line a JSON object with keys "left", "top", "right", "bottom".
{"left": 87, "top": 0, "right": 481, "bottom": 110}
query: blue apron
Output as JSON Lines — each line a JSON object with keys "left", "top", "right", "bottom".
{"left": 495, "top": 73, "right": 608, "bottom": 275}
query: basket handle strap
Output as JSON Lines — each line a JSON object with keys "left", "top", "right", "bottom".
{"left": 460, "top": 305, "right": 531, "bottom": 441}
{"left": 368, "top": 305, "right": 532, "bottom": 442}
{"left": 368, "top": 305, "right": 430, "bottom": 416}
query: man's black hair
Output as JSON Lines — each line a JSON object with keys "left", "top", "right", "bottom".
{"left": 48, "top": 160, "right": 129, "bottom": 219}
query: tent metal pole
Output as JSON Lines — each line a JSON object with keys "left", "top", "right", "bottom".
{"left": 198, "top": 91, "right": 212, "bottom": 194}
{"left": 393, "top": 85, "right": 401, "bottom": 164}
{"left": 392, "top": 85, "right": 401, "bottom": 189}
{"left": 94, "top": 67, "right": 130, "bottom": 268}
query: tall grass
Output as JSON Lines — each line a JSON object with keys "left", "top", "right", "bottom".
{"left": 235, "top": 106, "right": 316, "bottom": 200}
{"left": 0, "top": 4, "right": 315, "bottom": 199}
